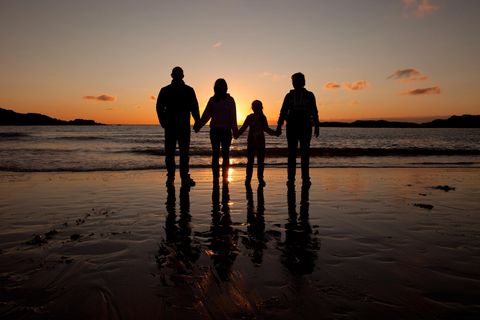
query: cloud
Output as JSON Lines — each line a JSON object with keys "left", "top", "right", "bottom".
{"left": 344, "top": 80, "right": 368, "bottom": 91}
{"left": 150, "top": 95, "right": 156, "bottom": 101}
{"left": 83, "top": 94, "right": 116, "bottom": 102}
{"left": 259, "top": 71, "right": 287, "bottom": 82}
{"left": 212, "top": 41, "right": 222, "bottom": 48}
{"left": 403, "top": 0, "right": 439, "bottom": 17}
{"left": 402, "top": 86, "right": 441, "bottom": 95}
{"left": 324, "top": 82, "right": 341, "bottom": 90}
{"left": 417, "top": 0, "right": 440, "bottom": 16}
{"left": 388, "top": 68, "right": 428, "bottom": 82}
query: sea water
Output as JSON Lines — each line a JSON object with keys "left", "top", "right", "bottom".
{"left": 0, "top": 125, "right": 479, "bottom": 172}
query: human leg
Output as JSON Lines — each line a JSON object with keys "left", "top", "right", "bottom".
{"left": 164, "top": 128, "right": 177, "bottom": 185}
{"left": 220, "top": 130, "right": 232, "bottom": 182}
{"left": 210, "top": 128, "right": 221, "bottom": 182}
{"left": 178, "top": 129, "right": 195, "bottom": 186}
{"left": 246, "top": 144, "right": 255, "bottom": 185}
{"left": 257, "top": 145, "right": 266, "bottom": 187}
{"left": 299, "top": 127, "right": 312, "bottom": 186}
{"left": 286, "top": 126, "right": 298, "bottom": 185}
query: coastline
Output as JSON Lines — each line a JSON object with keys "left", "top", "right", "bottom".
{"left": 1, "top": 167, "right": 479, "bottom": 319}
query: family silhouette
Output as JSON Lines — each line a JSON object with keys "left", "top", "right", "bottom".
{"left": 156, "top": 66, "right": 320, "bottom": 189}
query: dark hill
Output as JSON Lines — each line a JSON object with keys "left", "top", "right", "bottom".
{"left": 0, "top": 108, "right": 103, "bottom": 125}
{"left": 320, "top": 115, "right": 479, "bottom": 128}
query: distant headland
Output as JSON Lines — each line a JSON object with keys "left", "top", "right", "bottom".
{"left": 0, "top": 108, "right": 103, "bottom": 125}
{"left": 321, "top": 115, "right": 479, "bottom": 128}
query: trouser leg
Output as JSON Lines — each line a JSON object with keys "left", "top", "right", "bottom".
{"left": 178, "top": 129, "right": 191, "bottom": 180}
{"left": 257, "top": 146, "right": 265, "bottom": 181}
{"left": 300, "top": 128, "right": 312, "bottom": 181}
{"left": 286, "top": 128, "right": 298, "bottom": 182}
{"left": 246, "top": 145, "right": 255, "bottom": 183}
{"left": 164, "top": 129, "right": 177, "bottom": 178}
{"left": 221, "top": 131, "right": 232, "bottom": 179}
{"left": 210, "top": 129, "right": 221, "bottom": 179}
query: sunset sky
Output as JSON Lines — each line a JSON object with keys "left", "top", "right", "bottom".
{"left": 1, "top": 0, "right": 479, "bottom": 124}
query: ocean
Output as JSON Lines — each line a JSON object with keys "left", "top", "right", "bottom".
{"left": 0, "top": 125, "right": 479, "bottom": 172}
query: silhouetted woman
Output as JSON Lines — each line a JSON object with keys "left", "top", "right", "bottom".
{"left": 195, "top": 79, "right": 238, "bottom": 184}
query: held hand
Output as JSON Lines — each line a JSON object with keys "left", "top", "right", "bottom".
{"left": 276, "top": 127, "right": 282, "bottom": 136}
{"left": 314, "top": 126, "right": 320, "bottom": 138}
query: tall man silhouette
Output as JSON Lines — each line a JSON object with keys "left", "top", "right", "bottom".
{"left": 156, "top": 66, "right": 200, "bottom": 187}
{"left": 276, "top": 72, "right": 320, "bottom": 187}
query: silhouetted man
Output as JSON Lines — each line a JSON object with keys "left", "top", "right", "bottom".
{"left": 156, "top": 66, "right": 200, "bottom": 187}
{"left": 276, "top": 72, "right": 320, "bottom": 187}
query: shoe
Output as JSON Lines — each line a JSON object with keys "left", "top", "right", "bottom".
{"left": 182, "top": 176, "right": 196, "bottom": 187}
{"left": 302, "top": 178, "right": 311, "bottom": 188}
{"left": 166, "top": 176, "right": 175, "bottom": 187}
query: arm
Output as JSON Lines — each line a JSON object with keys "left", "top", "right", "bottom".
{"left": 262, "top": 115, "right": 277, "bottom": 136}
{"left": 231, "top": 98, "right": 239, "bottom": 138}
{"left": 195, "top": 98, "right": 212, "bottom": 132}
{"left": 190, "top": 88, "right": 200, "bottom": 124}
{"left": 276, "top": 94, "right": 289, "bottom": 134}
{"left": 310, "top": 92, "right": 320, "bottom": 138}
{"left": 238, "top": 115, "right": 251, "bottom": 137}
{"left": 155, "top": 89, "right": 165, "bottom": 127}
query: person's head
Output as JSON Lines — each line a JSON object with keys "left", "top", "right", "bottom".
{"left": 171, "top": 66, "right": 184, "bottom": 81}
{"left": 251, "top": 100, "right": 263, "bottom": 114}
{"left": 291, "top": 72, "right": 305, "bottom": 89}
{"left": 213, "top": 78, "right": 228, "bottom": 97}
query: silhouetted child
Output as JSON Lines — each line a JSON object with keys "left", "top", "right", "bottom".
{"left": 238, "top": 100, "right": 278, "bottom": 187}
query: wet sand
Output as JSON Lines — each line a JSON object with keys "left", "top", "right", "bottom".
{"left": 0, "top": 168, "right": 479, "bottom": 319}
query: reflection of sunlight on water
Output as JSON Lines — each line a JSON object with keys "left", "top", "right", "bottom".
{"left": 228, "top": 167, "right": 234, "bottom": 183}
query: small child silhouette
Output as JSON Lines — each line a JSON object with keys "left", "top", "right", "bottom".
{"left": 237, "top": 100, "right": 279, "bottom": 187}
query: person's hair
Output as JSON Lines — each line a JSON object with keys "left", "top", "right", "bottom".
{"left": 213, "top": 78, "right": 228, "bottom": 101}
{"left": 171, "top": 66, "right": 184, "bottom": 80}
{"left": 251, "top": 100, "right": 263, "bottom": 114}
{"left": 291, "top": 72, "right": 305, "bottom": 89}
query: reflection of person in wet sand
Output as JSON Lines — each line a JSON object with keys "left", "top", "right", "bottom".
{"left": 208, "top": 183, "right": 238, "bottom": 281}
{"left": 161, "top": 185, "right": 200, "bottom": 271}
{"left": 276, "top": 72, "right": 320, "bottom": 187}
{"left": 243, "top": 184, "right": 267, "bottom": 265}
{"left": 281, "top": 184, "right": 320, "bottom": 275}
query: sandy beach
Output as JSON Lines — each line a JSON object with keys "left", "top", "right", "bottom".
{"left": 0, "top": 167, "right": 479, "bottom": 319}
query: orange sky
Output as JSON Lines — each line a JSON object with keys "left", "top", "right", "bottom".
{"left": 1, "top": 0, "right": 479, "bottom": 124}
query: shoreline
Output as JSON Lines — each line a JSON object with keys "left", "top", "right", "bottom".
{"left": 1, "top": 167, "right": 479, "bottom": 319}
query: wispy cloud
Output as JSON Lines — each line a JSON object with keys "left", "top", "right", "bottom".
{"left": 212, "top": 41, "right": 222, "bottom": 48}
{"left": 388, "top": 68, "right": 428, "bottom": 82}
{"left": 403, "top": 0, "right": 439, "bottom": 18}
{"left": 402, "top": 86, "right": 441, "bottom": 95}
{"left": 324, "top": 82, "right": 341, "bottom": 90}
{"left": 83, "top": 94, "right": 116, "bottom": 102}
{"left": 344, "top": 80, "right": 368, "bottom": 91}
{"left": 259, "top": 71, "right": 287, "bottom": 82}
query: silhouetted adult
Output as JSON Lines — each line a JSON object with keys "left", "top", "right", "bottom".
{"left": 156, "top": 67, "right": 200, "bottom": 187}
{"left": 276, "top": 72, "right": 320, "bottom": 187}
{"left": 194, "top": 79, "right": 238, "bottom": 184}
